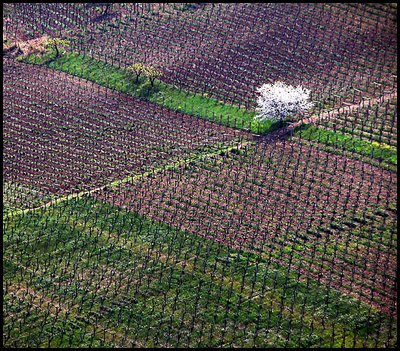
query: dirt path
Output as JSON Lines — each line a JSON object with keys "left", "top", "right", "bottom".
{"left": 255, "top": 91, "right": 397, "bottom": 142}
{"left": 289, "top": 91, "right": 397, "bottom": 131}
{"left": 3, "top": 35, "right": 49, "bottom": 58}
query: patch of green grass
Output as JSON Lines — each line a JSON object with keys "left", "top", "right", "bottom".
{"left": 3, "top": 196, "right": 396, "bottom": 347}
{"left": 295, "top": 124, "right": 397, "bottom": 166}
{"left": 21, "top": 52, "right": 277, "bottom": 134}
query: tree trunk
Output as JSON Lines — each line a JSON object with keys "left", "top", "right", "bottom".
{"left": 54, "top": 45, "right": 59, "bottom": 58}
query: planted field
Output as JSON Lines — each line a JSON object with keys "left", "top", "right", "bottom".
{"left": 317, "top": 97, "right": 398, "bottom": 147}
{"left": 4, "top": 58, "right": 247, "bottom": 199}
{"left": 94, "top": 139, "right": 397, "bottom": 316}
{"left": 3, "top": 196, "right": 396, "bottom": 348}
{"left": 73, "top": 3, "right": 397, "bottom": 108}
{"left": 4, "top": 3, "right": 397, "bottom": 109}
{"left": 3, "top": 2, "right": 397, "bottom": 349}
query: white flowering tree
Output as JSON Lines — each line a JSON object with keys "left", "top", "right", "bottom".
{"left": 255, "top": 81, "right": 313, "bottom": 124}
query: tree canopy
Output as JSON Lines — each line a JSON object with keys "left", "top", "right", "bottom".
{"left": 255, "top": 81, "right": 313, "bottom": 122}
{"left": 143, "top": 65, "right": 162, "bottom": 87}
{"left": 127, "top": 63, "right": 146, "bottom": 83}
{"left": 45, "top": 38, "right": 71, "bottom": 58}
{"left": 128, "top": 63, "right": 162, "bottom": 86}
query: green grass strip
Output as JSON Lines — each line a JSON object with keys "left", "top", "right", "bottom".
{"left": 295, "top": 124, "right": 397, "bottom": 166}
{"left": 21, "top": 52, "right": 279, "bottom": 134}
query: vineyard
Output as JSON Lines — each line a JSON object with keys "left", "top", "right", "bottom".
{"left": 3, "top": 3, "right": 397, "bottom": 348}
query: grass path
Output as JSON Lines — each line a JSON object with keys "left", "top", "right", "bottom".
{"left": 3, "top": 140, "right": 253, "bottom": 220}
{"left": 286, "top": 92, "right": 398, "bottom": 170}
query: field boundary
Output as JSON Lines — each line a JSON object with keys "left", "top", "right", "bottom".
{"left": 6, "top": 92, "right": 396, "bottom": 219}
{"left": 288, "top": 91, "right": 397, "bottom": 132}
{"left": 254, "top": 91, "right": 397, "bottom": 143}
{"left": 3, "top": 140, "right": 254, "bottom": 220}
